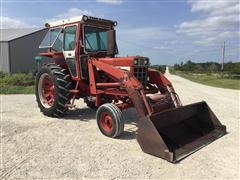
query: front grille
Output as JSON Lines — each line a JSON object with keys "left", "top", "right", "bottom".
{"left": 134, "top": 66, "right": 148, "bottom": 87}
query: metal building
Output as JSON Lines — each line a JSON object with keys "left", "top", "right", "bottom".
{"left": 0, "top": 28, "right": 48, "bottom": 73}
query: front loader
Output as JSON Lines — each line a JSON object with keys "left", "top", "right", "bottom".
{"left": 35, "top": 15, "right": 226, "bottom": 163}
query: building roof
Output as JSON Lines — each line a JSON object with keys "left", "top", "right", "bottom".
{"left": 0, "top": 28, "right": 46, "bottom": 42}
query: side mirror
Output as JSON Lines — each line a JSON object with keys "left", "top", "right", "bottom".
{"left": 107, "top": 30, "right": 116, "bottom": 55}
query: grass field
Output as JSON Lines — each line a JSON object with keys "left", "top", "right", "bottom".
{"left": 173, "top": 71, "right": 240, "bottom": 90}
{"left": 0, "top": 86, "right": 34, "bottom": 94}
{"left": 0, "top": 72, "right": 35, "bottom": 94}
{"left": 1, "top": 70, "right": 239, "bottom": 94}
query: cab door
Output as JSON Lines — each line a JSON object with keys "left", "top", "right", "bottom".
{"left": 63, "top": 24, "right": 78, "bottom": 78}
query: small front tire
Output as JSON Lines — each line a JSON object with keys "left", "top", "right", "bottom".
{"left": 96, "top": 103, "right": 125, "bottom": 138}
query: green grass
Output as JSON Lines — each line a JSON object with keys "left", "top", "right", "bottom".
{"left": 0, "top": 86, "right": 34, "bottom": 94}
{"left": 1, "top": 70, "right": 239, "bottom": 94}
{"left": 0, "top": 72, "right": 35, "bottom": 94}
{"left": 173, "top": 71, "right": 240, "bottom": 90}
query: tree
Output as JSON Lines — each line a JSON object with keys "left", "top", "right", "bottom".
{"left": 180, "top": 61, "right": 183, "bottom": 66}
{"left": 195, "top": 64, "right": 204, "bottom": 72}
{"left": 174, "top": 64, "right": 181, "bottom": 71}
{"left": 209, "top": 64, "right": 218, "bottom": 73}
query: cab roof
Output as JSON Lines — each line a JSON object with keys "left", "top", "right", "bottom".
{"left": 46, "top": 15, "right": 117, "bottom": 28}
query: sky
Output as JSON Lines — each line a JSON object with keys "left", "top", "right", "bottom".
{"left": 0, "top": 0, "right": 239, "bottom": 65}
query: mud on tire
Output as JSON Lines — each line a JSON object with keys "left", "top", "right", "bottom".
{"left": 35, "top": 63, "right": 72, "bottom": 117}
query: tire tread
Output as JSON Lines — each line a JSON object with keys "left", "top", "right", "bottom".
{"left": 96, "top": 103, "right": 125, "bottom": 138}
{"left": 35, "top": 63, "right": 73, "bottom": 117}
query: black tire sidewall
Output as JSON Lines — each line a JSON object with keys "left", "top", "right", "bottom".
{"left": 96, "top": 106, "right": 118, "bottom": 137}
{"left": 35, "top": 67, "right": 61, "bottom": 116}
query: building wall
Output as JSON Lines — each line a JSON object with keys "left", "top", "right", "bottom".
{"left": 0, "top": 42, "right": 10, "bottom": 73}
{"left": 9, "top": 29, "right": 52, "bottom": 73}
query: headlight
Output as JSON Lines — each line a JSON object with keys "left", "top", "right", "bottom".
{"left": 134, "top": 59, "right": 138, "bottom": 65}
{"left": 45, "top": 23, "right": 50, "bottom": 28}
{"left": 144, "top": 59, "right": 148, "bottom": 65}
{"left": 83, "top": 15, "right": 88, "bottom": 22}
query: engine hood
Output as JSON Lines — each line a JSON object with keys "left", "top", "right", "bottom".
{"left": 98, "top": 56, "right": 149, "bottom": 67}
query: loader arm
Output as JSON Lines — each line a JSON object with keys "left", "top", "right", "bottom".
{"left": 88, "top": 58, "right": 152, "bottom": 117}
{"left": 148, "top": 68, "right": 182, "bottom": 107}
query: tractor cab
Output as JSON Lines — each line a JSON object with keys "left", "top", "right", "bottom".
{"left": 39, "top": 15, "right": 118, "bottom": 79}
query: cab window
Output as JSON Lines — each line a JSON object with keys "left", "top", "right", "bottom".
{"left": 52, "top": 30, "right": 63, "bottom": 52}
{"left": 39, "top": 28, "right": 62, "bottom": 48}
{"left": 64, "top": 26, "right": 77, "bottom": 51}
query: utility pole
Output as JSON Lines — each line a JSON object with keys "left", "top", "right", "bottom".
{"left": 221, "top": 41, "right": 225, "bottom": 77}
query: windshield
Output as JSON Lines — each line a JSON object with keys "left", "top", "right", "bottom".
{"left": 84, "top": 26, "right": 109, "bottom": 52}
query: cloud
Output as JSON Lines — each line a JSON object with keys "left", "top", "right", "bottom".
{"left": 47, "top": 8, "right": 93, "bottom": 22}
{"left": 118, "top": 27, "right": 175, "bottom": 41}
{"left": 116, "top": 26, "right": 180, "bottom": 59}
{"left": 0, "top": 16, "right": 36, "bottom": 29}
{"left": 96, "top": 0, "right": 122, "bottom": 5}
{"left": 190, "top": 0, "right": 239, "bottom": 16}
{"left": 177, "top": 0, "right": 240, "bottom": 46}
{"left": 194, "top": 37, "right": 217, "bottom": 46}
{"left": 153, "top": 46, "right": 170, "bottom": 50}
{"left": 177, "top": 15, "right": 238, "bottom": 35}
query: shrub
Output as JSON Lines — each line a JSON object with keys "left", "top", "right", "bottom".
{"left": 173, "top": 61, "right": 240, "bottom": 75}
{"left": 0, "top": 72, "right": 34, "bottom": 86}
{"left": 151, "top": 65, "right": 166, "bottom": 73}
{"left": 0, "top": 71, "right": 7, "bottom": 79}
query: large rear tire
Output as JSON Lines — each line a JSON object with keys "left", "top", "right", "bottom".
{"left": 35, "top": 64, "right": 72, "bottom": 117}
{"left": 96, "top": 103, "right": 125, "bottom": 138}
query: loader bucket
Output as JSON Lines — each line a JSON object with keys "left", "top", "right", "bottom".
{"left": 137, "top": 101, "right": 226, "bottom": 163}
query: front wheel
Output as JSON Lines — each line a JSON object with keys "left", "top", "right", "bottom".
{"left": 35, "top": 64, "right": 72, "bottom": 117}
{"left": 96, "top": 103, "right": 125, "bottom": 138}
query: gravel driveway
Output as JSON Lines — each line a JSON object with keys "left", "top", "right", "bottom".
{"left": 1, "top": 74, "right": 239, "bottom": 179}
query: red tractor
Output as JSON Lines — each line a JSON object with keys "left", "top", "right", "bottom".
{"left": 36, "top": 15, "right": 226, "bottom": 163}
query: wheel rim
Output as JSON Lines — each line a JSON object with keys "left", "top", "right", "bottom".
{"left": 100, "top": 112, "right": 113, "bottom": 133}
{"left": 38, "top": 73, "right": 55, "bottom": 108}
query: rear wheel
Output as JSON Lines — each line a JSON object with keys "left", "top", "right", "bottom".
{"left": 96, "top": 103, "right": 125, "bottom": 138}
{"left": 35, "top": 64, "right": 72, "bottom": 117}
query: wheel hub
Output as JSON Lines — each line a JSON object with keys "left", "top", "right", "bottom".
{"left": 100, "top": 112, "right": 113, "bottom": 133}
{"left": 38, "top": 73, "right": 55, "bottom": 108}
